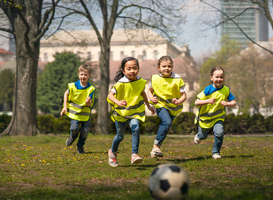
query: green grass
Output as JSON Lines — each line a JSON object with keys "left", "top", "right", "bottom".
{"left": 0, "top": 134, "right": 272, "bottom": 200}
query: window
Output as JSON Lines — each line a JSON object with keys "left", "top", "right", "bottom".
{"left": 143, "top": 50, "right": 146, "bottom": 60}
{"left": 131, "top": 50, "right": 135, "bottom": 58}
{"left": 87, "top": 51, "right": 91, "bottom": 61}
{"left": 44, "top": 53, "right": 48, "bottom": 62}
{"left": 153, "top": 50, "right": 158, "bottom": 60}
{"left": 110, "top": 51, "right": 113, "bottom": 61}
{"left": 120, "top": 51, "right": 124, "bottom": 60}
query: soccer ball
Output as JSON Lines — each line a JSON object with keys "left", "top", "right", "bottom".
{"left": 148, "top": 164, "right": 190, "bottom": 200}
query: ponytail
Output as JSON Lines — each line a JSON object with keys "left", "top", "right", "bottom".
{"left": 114, "top": 69, "right": 125, "bottom": 82}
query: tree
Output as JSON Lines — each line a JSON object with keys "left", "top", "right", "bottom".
{"left": 225, "top": 44, "right": 273, "bottom": 114}
{"left": 0, "top": 69, "right": 15, "bottom": 111}
{"left": 0, "top": 0, "right": 60, "bottom": 136}
{"left": 199, "top": 35, "right": 240, "bottom": 90}
{"left": 37, "top": 52, "right": 82, "bottom": 117}
{"left": 200, "top": 0, "right": 273, "bottom": 54}
{"left": 56, "top": 0, "right": 185, "bottom": 134}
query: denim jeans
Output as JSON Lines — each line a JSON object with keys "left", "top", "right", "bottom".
{"left": 154, "top": 107, "right": 175, "bottom": 146}
{"left": 197, "top": 121, "right": 224, "bottom": 155}
{"left": 70, "top": 117, "right": 90, "bottom": 148}
{"left": 111, "top": 118, "right": 140, "bottom": 154}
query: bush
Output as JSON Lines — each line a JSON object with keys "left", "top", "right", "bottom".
{"left": 0, "top": 114, "right": 12, "bottom": 133}
{"left": 37, "top": 114, "right": 56, "bottom": 134}
{"left": 53, "top": 115, "right": 70, "bottom": 133}
{"left": 247, "top": 114, "right": 267, "bottom": 133}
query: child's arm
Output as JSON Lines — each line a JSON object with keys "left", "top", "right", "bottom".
{"left": 195, "top": 98, "right": 216, "bottom": 106}
{"left": 220, "top": 100, "right": 237, "bottom": 108}
{"left": 60, "top": 90, "right": 69, "bottom": 116}
{"left": 172, "top": 92, "right": 187, "bottom": 105}
{"left": 141, "top": 90, "right": 156, "bottom": 114}
{"left": 107, "top": 91, "right": 127, "bottom": 107}
{"left": 147, "top": 87, "right": 158, "bottom": 104}
{"left": 85, "top": 97, "right": 92, "bottom": 107}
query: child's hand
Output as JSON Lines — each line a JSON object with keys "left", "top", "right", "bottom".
{"left": 208, "top": 98, "right": 217, "bottom": 104}
{"left": 117, "top": 100, "right": 127, "bottom": 107}
{"left": 150, "top": 96, "right": 158, "bottom": 104}
{"left": 60, "top": 108, "right": 67, "bottom": 116}
{"left": 220, "top": 101, "right": 229, "bottom": 106}
{"left": 86, "top": 97, "right": 92, "bottom": 106}
{"left": 172, "top": 98, "right": 180, "bottom": 105}
{"left": 148, "top": 104, "right": 156, "bottom": 114}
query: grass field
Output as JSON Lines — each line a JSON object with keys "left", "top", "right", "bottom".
{"left": 0, "top": 133, "right": 272, "bottom": 200}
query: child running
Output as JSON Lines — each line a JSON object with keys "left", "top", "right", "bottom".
{"left": 107, "top": 57, "right": 155, "bottom": 167}
{"left": 194, "top": 66, "right": 237, "bottom": 159}
{"left": 60, "top": 64, "right": 95, "bottom": 154}
{"left": 148, "top": 55, "right": 187, "bottom": 158}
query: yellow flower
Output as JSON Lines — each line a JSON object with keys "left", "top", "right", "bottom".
{"left": 21, "top": 164, "right": 25, "bottom": 166}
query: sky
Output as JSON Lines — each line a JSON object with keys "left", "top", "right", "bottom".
{"left": 182, "top": 0, "right": 273, "bottom": 60}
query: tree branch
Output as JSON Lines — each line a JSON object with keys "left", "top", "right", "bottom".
{"left": 201, "top": 0, "right": 273, "bottom": 54}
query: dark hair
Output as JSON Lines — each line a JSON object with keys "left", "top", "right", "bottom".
{"left": 157, "top": 55, "right": 173, "bottom": 66}
{"left": 210, "top": 66, "right": 224, "bottom": 76}
{"left": 114, "top": 57, "right": 139, "bottom": 82}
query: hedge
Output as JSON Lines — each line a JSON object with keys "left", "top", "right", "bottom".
{"left": 0, "top": 113, "right": 272, "bottom": 135}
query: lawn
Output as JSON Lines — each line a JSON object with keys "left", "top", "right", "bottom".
{"left": 0, "top": 134, "right": 272, "bottom": 200}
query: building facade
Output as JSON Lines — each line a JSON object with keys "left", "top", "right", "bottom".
{"left": 220, "top": 0, "right": 268, "bottom": 48}
{"left": 39, "top": 29, "right": 189, "bottom": 62}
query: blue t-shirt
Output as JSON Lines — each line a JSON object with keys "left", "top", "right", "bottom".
{"left": 69, "top": 80, "right": 94, "bottom": 99}
{"left": 204, "top": 84, "right": 235, "bottom": 101}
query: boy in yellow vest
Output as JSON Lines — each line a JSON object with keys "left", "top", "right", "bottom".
{"left": 148, "top": 56, "right": 187, "bottom": 158}
{"left": 194, "top": 66, "right": 236, "bottom": 159}
{"left": 60, "top": 64, "right": 95, "bottom": 154}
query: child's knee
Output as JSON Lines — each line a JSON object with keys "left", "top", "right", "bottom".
{"left": 81, "top": 128, "right": 89, "bottom": 138}
{"left": 70, "top": 124, "right": 79, "bottom": 134}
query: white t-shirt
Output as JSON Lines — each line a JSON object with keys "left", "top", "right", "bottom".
{"left": 111, "top": 76, "right": 141, "bottom": 94}
{"left": 148, "top": 72, "right": 186, "bottom": 93}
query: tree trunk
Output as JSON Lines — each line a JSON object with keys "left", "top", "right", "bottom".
{"left": 1, "top": 3, "right": 41, "bottom": 136}
{"left": 96, "top": 44, "right": 110, "bottom": 135}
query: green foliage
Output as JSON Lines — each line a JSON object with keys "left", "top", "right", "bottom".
{"left": 199, "top": 35, "right": 240, "bottom": 91}
{"left": 37, "top": 114, "right": 56, "bottom": 134}
{"left": 0, "top": 114, "right": 11, "bottom": 133}
{"left": 0, "top": 69, "right": 15, "bottom": 109}
{"left": 2, "top": 112, "right": 272, "bottom": 135}
{"left": 37, "top": 52, "right": 83, "bottom": 117}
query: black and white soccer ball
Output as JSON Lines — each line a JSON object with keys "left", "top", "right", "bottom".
{"left": 148, "top": 164, "right": 190, "bottom": 200}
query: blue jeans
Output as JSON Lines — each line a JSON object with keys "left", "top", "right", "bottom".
{"left": 154, "top": 107, "right": 175, "bottom": 146}
{"left": 111, "top": 118, "right": 140, "bottom": 154}
{"left": 70, "top": 118, "right": 90, "bottom": 148}
{"left": 197, "top": 121, "right": 224, "bottom": 155}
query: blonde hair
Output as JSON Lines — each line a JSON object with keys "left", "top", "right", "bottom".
{"left": 78, "top": 64, "right": 91, "bottom": 74}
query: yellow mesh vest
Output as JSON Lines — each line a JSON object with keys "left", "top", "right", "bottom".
{"left": 66, "top": 83, "right": 95, "bottom": 121}
{"left": 194, "top": 86, "right": 230, "bottom": 128}
{"left": 151, "top": 74, "right": 185, "bottom": 116}
{"left": 107, "top": 78, "right": 147, "bottom": 122}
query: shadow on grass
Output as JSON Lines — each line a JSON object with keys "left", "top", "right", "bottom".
{"left": 165, "top": 154, "right": 255, "bottom": 163}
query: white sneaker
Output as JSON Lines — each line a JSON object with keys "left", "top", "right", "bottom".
{"left": 212, "top": 153, "right": 221, "bottom": 160}
{"left": 108, "top": 149, "right": 118, "bottom": 167}
{"left": 150, "top": 148, "right": 163, "bottom": 158}
{"left": 194, "top": 134, "right": 201, "bottom": 144}
{"left": 131, "top": 154, "right": 143, "bottom": 164}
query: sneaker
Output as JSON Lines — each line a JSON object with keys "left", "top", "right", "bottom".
{"left": 131, "top": 154, "right": 143, "bottom": 164}
{"left": 66, "top": 135, "right": 76, "bottom": 146}
{"left": 77, "top": 146, "right": 85, "bottom": 154}
{"left": 194, "top": 134, "right": 201, "bottom": 144}
{"left": 212, "top": 153, "right": 221, "bottom": 160}
{"left": 108, "top": 149, "right": 118, "bottom": 167}
{"left": 150, "top": 148, "right": 163, "bottom": 158}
